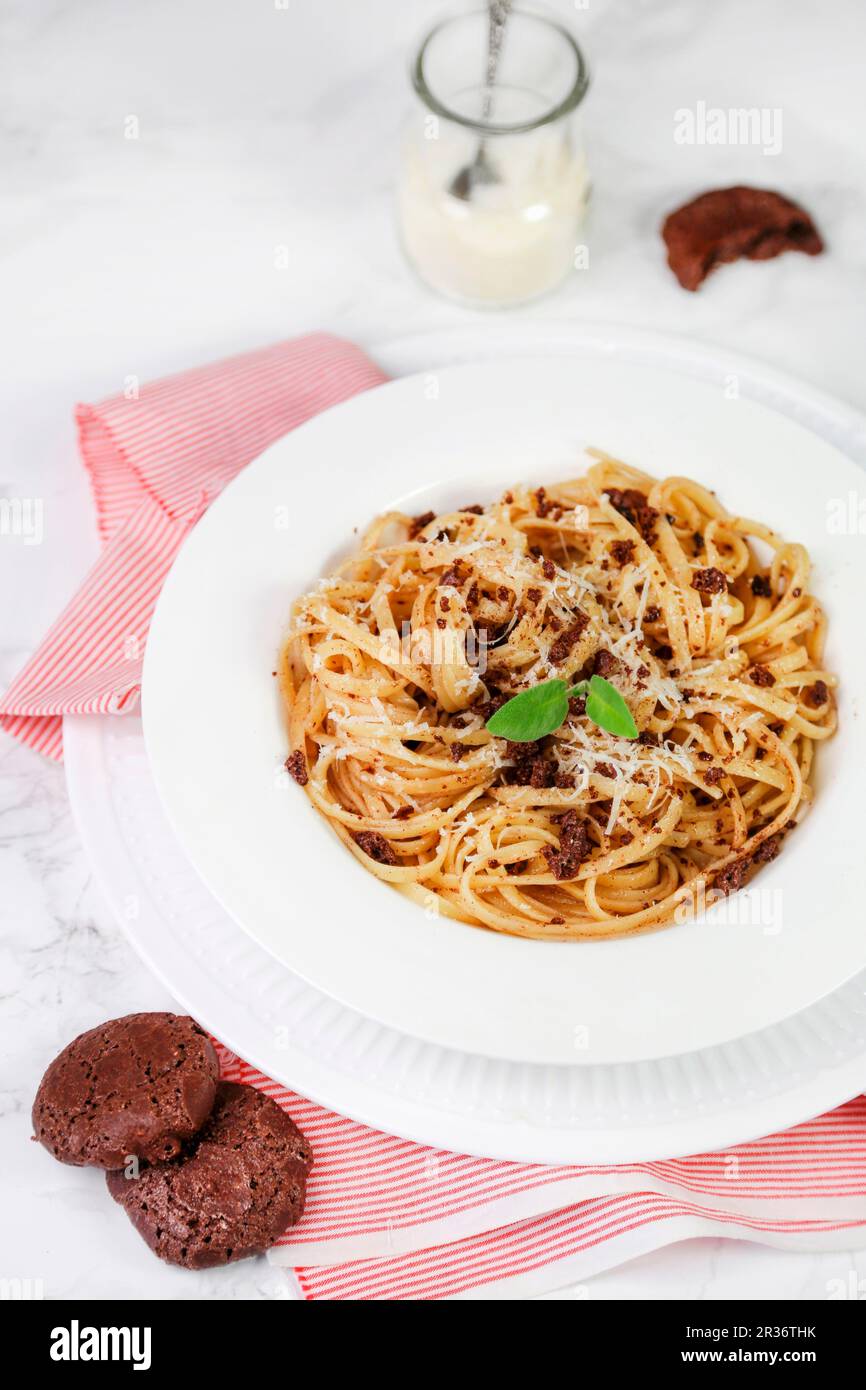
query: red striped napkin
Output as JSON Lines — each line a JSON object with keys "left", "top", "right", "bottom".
{"left": 0, "top": 335, "right": 386, "bottom": 760}
{"left": 219, "top": 1047, "right": 866, "bottom": 1301}
{"left": 5, "top": 335, "right": 865, "bottom": 1299}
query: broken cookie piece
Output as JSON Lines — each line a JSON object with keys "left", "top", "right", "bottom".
{"left": 662, "top": 186, "right": 823, "bottom": 292}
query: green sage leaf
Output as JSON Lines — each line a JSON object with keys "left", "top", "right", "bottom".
{"left": 584, "top": 674, "right": 639, "bottom": 739}
{"left": 485, "top": 673, "right": 638, "bottom": 743}
{"left": 485, "top": 679, "right": 570, "bottom": 742}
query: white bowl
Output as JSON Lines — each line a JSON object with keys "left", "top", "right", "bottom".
{"left": 143, "top": 356, "right": 866, "bottom": 1065}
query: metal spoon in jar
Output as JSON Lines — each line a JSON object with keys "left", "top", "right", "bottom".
{"left": 449, "top": 0, "right": 512, "bottom": 201}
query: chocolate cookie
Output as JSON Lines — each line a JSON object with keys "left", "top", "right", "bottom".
{"left": 32, "top": 1013, "right": 219, "bottom": 1169}
{"left": 662, "top": 186, "right": 823, "bottom": 291}
{"left": 106, "top": 1082, "right": 313, "bottom": 1268}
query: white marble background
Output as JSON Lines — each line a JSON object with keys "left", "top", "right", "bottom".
{"left": 2, "top": 0, "right": 866, "bottom": 1301}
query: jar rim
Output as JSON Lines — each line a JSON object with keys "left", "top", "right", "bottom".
{"left": 411, "top": 5, "right": 590, "bottom": 135}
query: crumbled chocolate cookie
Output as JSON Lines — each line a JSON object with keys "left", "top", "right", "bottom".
{"left": 409, "top": 510, "right": 435, "bottom": 538}
{"left": 749, "top": 665, "right": 776, "bottom": 687}
{"left": 604, "top": 488, "right": 659, "bottom": 543}
{"left": 592, "top": 649, "right": 620, "bottom": 678}
{"left": 609, "top": 539, "right": 635, "bottom": 567}
{"left": 285, "top": 749, "right": 308, "bottom": 786}
{"left": 713, "top": 834, "right": 783, "bottom": 896}
{"left": 692, "top": 567, "right": 728, "bottom": 595}
{"left": 751, "top": 574, "right": 773, "bottom": 598}
{"left": 353, "top": 831, "right": 398, "bottom": 866}
{"left": 804, "top": 680, "right": 829, "bottom": 708}
{"left": 543, "top": 810, "right": 591, "bottom": 882}
{"left": 548, "top": 612, "right": 589, "bottom": 664}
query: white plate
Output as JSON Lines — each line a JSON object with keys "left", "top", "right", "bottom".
{"left": 143, "top": 353, "right": 866, "bottom": 1066}
{"left": 64, "top": 710, "right": 866, "bottom": 1164}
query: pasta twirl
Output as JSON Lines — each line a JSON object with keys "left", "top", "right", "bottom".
{"left": 278, "top": 455, "right": 836, "bottom": 940}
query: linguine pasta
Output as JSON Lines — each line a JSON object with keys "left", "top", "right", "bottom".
{"left": 278, "top": 454, "right": 836, "bottom": 940}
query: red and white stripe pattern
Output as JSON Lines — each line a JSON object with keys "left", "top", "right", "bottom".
{"left": 6, "top": 337, "right": 865, "bottom": 1299}
{"left": 217, "top": 1048, "right": 866, "bottom": 1301}
{"left": 0, "top": 335, "right": 386, "bottom": 760}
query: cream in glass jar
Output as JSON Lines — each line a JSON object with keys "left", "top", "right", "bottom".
{"left": 399, "top": 6, "right": 590, "bottom": 308}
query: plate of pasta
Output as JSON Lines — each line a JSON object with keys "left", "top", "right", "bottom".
{"left": 143, "top": 356, "right": 865, "bottom": 1065}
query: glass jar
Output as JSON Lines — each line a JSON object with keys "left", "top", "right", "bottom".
{"left": 398, "top": 5, "right": 590, "bottom": 308}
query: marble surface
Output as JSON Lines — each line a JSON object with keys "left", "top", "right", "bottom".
{"left": 2, "top": 0, "right": 866, "bottom": 1301}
